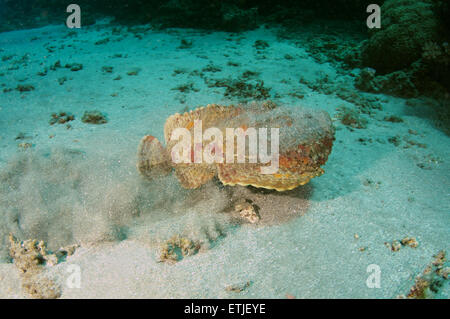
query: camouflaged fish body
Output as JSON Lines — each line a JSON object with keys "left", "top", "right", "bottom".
{"left": 137, "top": 102, "right": 335, "bottom": 191}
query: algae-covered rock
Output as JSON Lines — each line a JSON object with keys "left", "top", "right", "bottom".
{"left": 361, "top": 0, "right": 441, "bottom": 74}
{"left": 8, "top": 234, "right": 62, "bottom": 299}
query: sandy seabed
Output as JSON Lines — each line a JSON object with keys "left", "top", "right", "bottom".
{"left": 0, "top": 19, "right": 448, "bottom": 298}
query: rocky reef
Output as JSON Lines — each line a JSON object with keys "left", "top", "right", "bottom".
{"left": 361, "top": 0, "right": 441, "bottom": 74}
{"left": 359, "top": 0, "right": 450, "bottom": 97}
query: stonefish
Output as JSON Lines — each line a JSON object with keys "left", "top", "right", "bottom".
{"left": 137, "top": 101, "right": 335, "bottom": 191}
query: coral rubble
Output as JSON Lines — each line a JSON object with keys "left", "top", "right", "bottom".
{"left": 361, "top": 0, "right": 440, "bottom": 74}
{"left": 159, "top": 235, "right": 201, "bottom": 264}
{"left": 234, "top": 201, "right": 260, "bottom": 224}
{"left": 402, "top": 250, "right": 449, "bottom": 299}
{"left": 385, "top": 237, "right": 419, "bottom": 252}
{"left": 8, "top": 234, "right": 63, "bottom": 299}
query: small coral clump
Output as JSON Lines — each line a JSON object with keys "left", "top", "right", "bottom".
{"left": 81, "top": 110, "right": 108, "bottom": 124}
{"left": 101, "top": 66, "right": 114, "bottom": 73}
{"left": 384, "top": 115, "right": 404, "bottom": 123}
{"left": 8, "top": 234, "right": 60, "bottom": 299}
{"left": 8, "top": 234, "right": 78, "bottom": 299}
{"left": 18, "top": 142, "right": 33, "bottom": 150}
{"left": 387, "top": 240, "right": 402, "bottom": 252}
{"left": 303, "top": 34, "right": 363, "bottom": 69}
{"left": 126, "top": 67, "right": 141, "bottom": 76}
{"left": 159, "top": 235, "right": 201, "bottom": 264}
{"left": 336, "top": 106, "right": 367, "bottom": 129}
{"left": 253, "top": 40, "right": 269, "bottom": 50}
{"left": 65, "top": 63, "right": 83, "bottom": 71}
{"left": 15, "top": 84, "right": 35, "bottom": 92}
{"left": 234, "top": 201, "right": 260, "bottom": 224}
{"left": 225, "top": 80, "right": 270, "bottom": 100}
{"left": 225, "top": 281, "right": 251, "bottom": 293}
{"left": 401, "top": 237, "right": 419, "bottom": 248}
{"left": 385, "top": 237, "right": 419, "bottom": 252}
{"left": 49, "top": 111, "right": 75, "bottom": 125}
{"left": 9, "top": 234, "right": 46, "bottom": 275}
{"left": 207, "top": 78, "right": 271, "bottom": 100}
